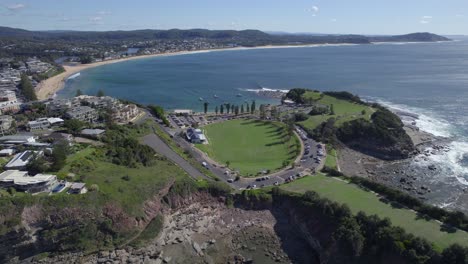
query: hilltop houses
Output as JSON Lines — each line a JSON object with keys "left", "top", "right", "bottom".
{"left": 65, "top": 106, "right": 98, "bottom": 123}
{"left": 0, "top": 170, "right": 57, "bottom": 193}
{"left": 0, "top": 89, "right": 20, "bottom": 114}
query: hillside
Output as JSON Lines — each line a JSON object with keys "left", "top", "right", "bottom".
{"left": 0, "top": 26, "right": 450, "bottom": 44}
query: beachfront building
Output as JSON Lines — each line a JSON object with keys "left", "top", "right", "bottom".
{"left": 65, "top": 106, "right": 98, "bottom": 123}
{"left": 112, "top": 104, "right": 141, "bottom": 124}
{"left": 0, "top": 170, "right": 57, "bottom": 193}
{"left": 46, "top": 99, "right": 72, "bottom": 115}
{"left": 186, "top": 128, "right": 206, "bottom": 144}
{"left": 27, "top": 117, "right": 64, "bottom": 131}
{"left": 69, "top": 182, "right": 87, "bottom": 194}
{"left": 0, "top": 134, "right": 36, "bottom": 145}
{"left": 4, "top": 150, "right": 42, "bottom": 170}
{"left": 0, "top": 89, "right": 20, "bottom": 114}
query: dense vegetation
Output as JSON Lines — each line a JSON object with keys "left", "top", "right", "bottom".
{"left": 272, "top": 188, "right": 468, "bottom": 264}
{"left": 148, "top": 105, "right": 170, "bottom": 126}
{"left": 337, "top": 108, "right": 415, "bottom": 159}
{"left": 348, "top": 176, "right": 468, "bottom": 233}
{"left": 19, "top": 73, "right": 37, "bottom": 101}
{"left": 102, "top": 124, "right": 156, "bottom": 167}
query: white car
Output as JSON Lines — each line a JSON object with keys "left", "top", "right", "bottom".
{"left": 202, "top": 162, "right": 208, "bottom": 168}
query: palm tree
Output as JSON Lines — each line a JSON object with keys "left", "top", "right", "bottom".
{"left": 203, "top": 102, "right": 209, "bottom": 114}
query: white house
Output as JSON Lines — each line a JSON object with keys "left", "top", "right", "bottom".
{"left": 0, "top": 170, "right": 57, "bottom": 193}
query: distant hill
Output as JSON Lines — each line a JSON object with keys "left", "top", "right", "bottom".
{"left": 0, "top": 26, "right": 450, "bottom": 45}
{"left": 369, "top": 32, "right": 450, "bottom": 42}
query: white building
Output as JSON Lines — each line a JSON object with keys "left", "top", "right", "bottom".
{"left": 0, "top": 134, "right": 36, "bottom": 144}
{"left": 0, "top": 170, "right": 57, "bottom": 193}
{"left": 186, "top": 128, "right": 206, "bottom": 144}
{"left": 4, "top": 150, "right": 41, "bottom": 170}
{"left": 28, "top": 117, "right": 64, "bottom": 131}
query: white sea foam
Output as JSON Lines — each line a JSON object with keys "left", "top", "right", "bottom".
{"left": 242, "top": 87, "right": 290, "bottom": 93}
{"left": 67, "top": 72, "right": 81, "bottom": 80}
{"left": 371, "top": 98, "right": 452, "bottom": 138}
{"left": 370, "top": 97, "right": 468, "bottom": 186}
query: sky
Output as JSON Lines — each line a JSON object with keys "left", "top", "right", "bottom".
{"left": 0, "top": 0, "right": 467, "bottom": 35}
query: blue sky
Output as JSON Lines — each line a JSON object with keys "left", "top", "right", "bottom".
{"left": 0, "top": 0, "right": 467, "bottom": 34}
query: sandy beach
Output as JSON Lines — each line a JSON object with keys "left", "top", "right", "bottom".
{"left": 35, "top": 43, "right": 361, "bottom": 100}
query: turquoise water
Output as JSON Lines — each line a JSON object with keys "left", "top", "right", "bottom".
{"left": 61, "top": 40, "right": 468, "bottom": 199}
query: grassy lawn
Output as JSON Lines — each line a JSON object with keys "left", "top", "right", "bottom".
{"left": 325, "top": 146, "right": 337, "bottom": 169}
{"left": 58, "top": 146, "right": 189, "bottom": 217}
{"left": 281, "top": 174, "right": 468, "bottom": 251}
{"left": 197, "top": 119, "right": 299, "bottom": 176}
{"left": 299, "top": 92, "right": 375, "bottom": 131}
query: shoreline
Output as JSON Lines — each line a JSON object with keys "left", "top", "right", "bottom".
{"left": 35, "top": 43, "right": 360, "bottom": 100}
{"left": 36, "top": 40, "right": 445, "bottom": 100}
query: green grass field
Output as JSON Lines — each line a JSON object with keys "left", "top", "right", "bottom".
{"left": 58, "top": 146, "right": 189, "bottom": 217}
{"left": 324, "top": 146, "right": 337, "bottom": 169}
{"left": 197, "top": 119, "right": 299, "bottom": 176}
{"left": 282, "top": 174, "right": 468, "bottom": 251}
{"left": 299, "top": 92, "right": 375, "bottom": 131}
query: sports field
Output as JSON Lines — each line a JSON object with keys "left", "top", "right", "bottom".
{"left": 197, "top": 119, "right": 300, "bottom": 176}
{"left": 282, "top": 174, "right": 468, "bottom": 251}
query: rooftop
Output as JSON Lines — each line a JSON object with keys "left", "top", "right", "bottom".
{"left": 0, "top": 170, "right": 55, "bottom": 186}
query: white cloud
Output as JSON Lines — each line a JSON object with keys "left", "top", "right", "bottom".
{"left": 455, "top": 14, "right": 464, "bottom": 18}
{"left": 89, "top": 16, "right": 102, "bottom": 21}
{"left": 330, "top": 18, "right": 337, "bottom": 22}
{"left": 6, "top": 3, "right": 25, "bottom": 11}
{"left": 97, "top": 11, "right": 111, "bottom": 15}
{"left": 305, "top": 5, "right": 319, "bottom": 14}
{"left": 420, "top": 15, "right": 433, "bottom": 24}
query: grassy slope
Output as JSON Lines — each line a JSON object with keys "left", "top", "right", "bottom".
{"left": 324, "top": 146, "right": 337, "bottom": 169}
{"left": 282, "top": 174, "right": 468, "bottom": 251}
{"left": 197, "top": 119, "right": 299, "bottom": 176}
{"left": 57, "top": 145, "right": 188, "bottom": 217}
{"left": 299, "top": 91, "right": 375, "bottom": 131}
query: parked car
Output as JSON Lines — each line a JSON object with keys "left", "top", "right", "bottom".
{"left": 202, "top": 162, "right": 208, "bottom": 168}
{"left": 227, "top": 179, "right": 234, "bottom": 183}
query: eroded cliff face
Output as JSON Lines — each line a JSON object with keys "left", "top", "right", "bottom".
{"left": 0, "top": 180, "right": 179, "bottom": 263}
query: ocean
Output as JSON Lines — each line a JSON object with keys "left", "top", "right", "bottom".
{"left": 60, "top": 39, "right": 468, "bottom": 210}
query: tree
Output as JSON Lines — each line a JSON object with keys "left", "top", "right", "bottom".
{"left": 220, "top": 104, "right": 224, "bottom": 114}
{"left": 50, "top": 140, "right": 70, "bottom": 171}
{"left": 75, "top": 89, "right": 83, "bottom": 97}
{"left": 241, "top": 104, "right": 244, "bottom": 114}
{"left": 226, "top": 103, "right": 231, "bottom": 114}
{"left": 226, "top": 161, "right": 231, "bottom": 167}
{"left": 246, "top": 103, "right": 250, "bottom": 113}
{"left": 215, "top": 106, "right": 219, "bottom": 115}
{"left": 203, "top": 102, "right": 209, "bottom": 114}
{"left": 259, "top": 104, "right": 266, "bottom": 119}
{"left": 26, "top": 155, "right": 48, "bottom": 175}
{"left": 97, "top": 89, "right": 105, "bottom": 97}
{"left": 251, "top": 100, "right": 256, "bottom": 114}
{"left": 330, "top": 104, "right": 335, "bottom": 115}
{"left": 64, "top": 119, "right": 86, "bottom": 134}
{"left": 234, "top": 105, "right": 239, "bottom": 115}
{"left": 19, "top": 74, "right": 37, "bottom": 101}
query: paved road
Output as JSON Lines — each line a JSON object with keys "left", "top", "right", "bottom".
{"left": 142, "top": 115, "right": 326, "bottom": 190}
{"left": 142, "top": 133, "right": 207, "bottom": 180}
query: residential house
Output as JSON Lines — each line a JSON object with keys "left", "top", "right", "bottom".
{"left": 69, "top": 182, "right": 87, "bottom": 194}
{"left": 80, "top": 128, "right": 105, "bottom": 139}
{"left": 0, "top": 89, "right": 20, "bottom": 114}
{"left": 4, "top": 150, "right": 42, "bottom": 170}
{"left": 0, "top": 115, "right": 14, "bottom": 132}
{"left": 0, "top": 134, "right": 36, "bottom": 145}
{"left": 65, "top": 106, "right": 98, "bottom": 123}
{"left": 0, "top": 170, "right": 57, "bottom": 193}
{"left": 28, "top": 117, "right": 64, "bottom": 131}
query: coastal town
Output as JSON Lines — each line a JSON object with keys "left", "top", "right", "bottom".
{"left": 0, "top": 23, "right": 467, "bottom": 264}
